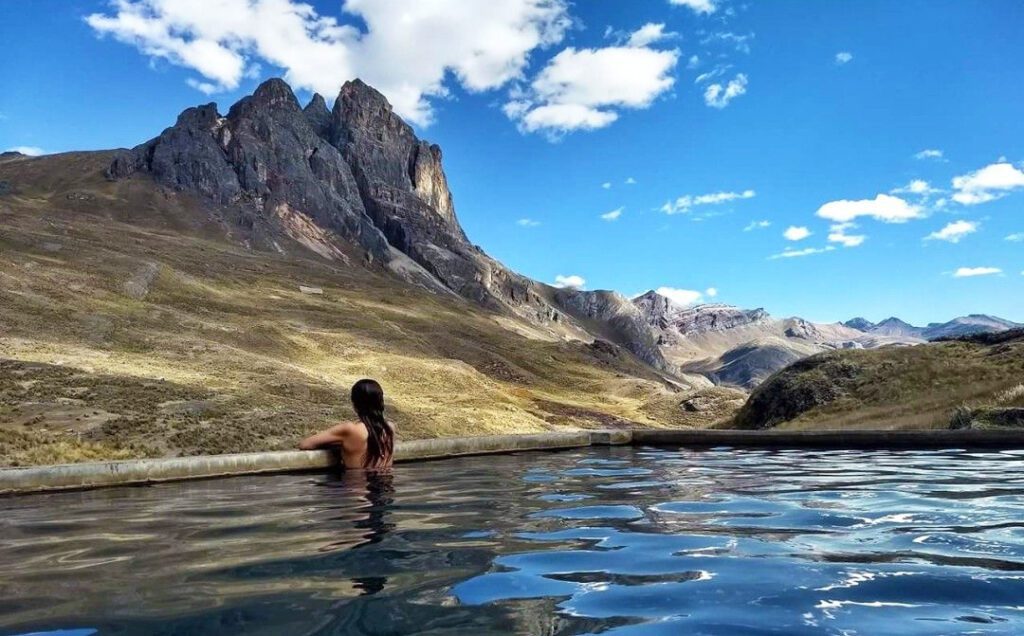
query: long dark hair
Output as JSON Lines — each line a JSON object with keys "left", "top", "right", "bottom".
{"left": 351, "top": 379, "right": 393, "bottom": 468}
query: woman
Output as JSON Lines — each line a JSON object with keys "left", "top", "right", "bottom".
{"left": 299, "top": 379, "right": 395, "bottom": 469}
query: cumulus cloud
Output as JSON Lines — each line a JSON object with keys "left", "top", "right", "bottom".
{"left": 553, "top": 274, "right": 585, "bottom": 289}
{"left": 661, "top": 189, "right": 755, "bottom": 215}
{"left": 951, "top": 162, "right": 1024, "bottom": 205}
{"left": 827, "top": 222, "right": 866, "bottom": 247}
{"left": 705, "top": 287, "right": 718, "bottom": 298}
{"left": 835, "top": 51, "right": 853, "bottom": 64}
{"left": 600, "top": 207, "right": 623, "bottom": 221}
{"left": 891, "top": 179, "right": 941, "bottom": 196}
{"left": 87, "top": 0, "right": 571, "bottom": 127}
{"left": 953, "top": 267, "right": 1002, "bottom": 278}
{"left": 1006, "top": 233, "right": 1024, "bottom": 242}
{"left": 669, "top": 0, "right": 716, "bottom": 14}
{"left": 914, "top": 149, "right": 944, "bottom": 161}
{"left": 5, "top": 146, "right": 45, "bottom": 156}
{"left": 744, "top": 219, "right": 771, "bottom": 231}
{"left": 507, "top": 33, "right": 679, "bottom": 136}
{"left": 625, "top": 177, "right": 637, "bottom": 185}
{"left": 816, "top": 193, "right": 924, "bottom": 223}
{"left": 627, "top": 23, "right": 675, "bottom": 47}
{"left": 769, "top": 246, "right": 836, "bottom": 260}
{"left": 926, "top": 220, "right": 977, "bottom": 243}
{"left": 783, "top": 226, "right": 811, "bottom": 241}
{"left": 516, "top": 218, "right": 541, "bottom": 227}
{"left": 655, "top": 286, "right": 706, "bottom": 306}
{"left": 601, "top": 182, "right": 612, "bottom": 189}
{"left": 703, "top": 73, "right": 747, "bottom": 108}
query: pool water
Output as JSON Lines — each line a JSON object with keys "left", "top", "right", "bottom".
{"left": 3, "top": 446, "right": 1024, "bottom": 635}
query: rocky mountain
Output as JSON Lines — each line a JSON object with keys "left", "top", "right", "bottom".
{"left": 843, "top": 314, "right": 1020, "bottom": 341}
{"left": 629, "top": 292, "right": 921, "bottom": 388}
{"left": 105, "top": 77, "right": 680, "bottom": 376}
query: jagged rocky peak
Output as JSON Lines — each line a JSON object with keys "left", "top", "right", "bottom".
{"left": 633, "top": 291, "right": 770, "bottom": 334}
{"left": 331, "top": 79, "right": 459, "bottom": 229}
{"left": 843, "top": 317, "right": 875, "bottom": 331}
{"left": 303, "top": 93, "right": 331, "bottom": 137}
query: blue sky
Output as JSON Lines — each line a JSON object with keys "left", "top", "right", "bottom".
{"left": 1, "top": 0, "right": 1022, "bottom": 324}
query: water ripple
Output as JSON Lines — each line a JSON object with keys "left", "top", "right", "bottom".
{"left": 2, "top": 447, "right": 1024, "bottom": 634}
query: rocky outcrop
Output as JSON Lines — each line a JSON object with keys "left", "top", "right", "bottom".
{"left": 107, "top": 79, "right": 390, "bottom": 262}
{"left": 105, "top": 78, "right": 654, "bottom": 368}
{"left": 732, "top": 353, "right": 862, "bottom": 429}
{"left": 633, "top": 292, "right": 770, "bottom": 336}
{"left": 552, "top": 289, "right": 667, "bottom": 370}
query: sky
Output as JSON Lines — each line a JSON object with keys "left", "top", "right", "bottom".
{"left": 1, "top": 0, "right": 1023, "bottom": 325}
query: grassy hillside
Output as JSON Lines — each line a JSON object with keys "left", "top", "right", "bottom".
{"left": 732, "top": 331, "right": 1024, "bottom": 430}
{"left": 0, "top": 152, "right": 743, "bottom": 466}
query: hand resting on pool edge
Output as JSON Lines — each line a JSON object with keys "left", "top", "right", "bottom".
{"left": 299, "top": 379, "right": 395, "bottom": 470}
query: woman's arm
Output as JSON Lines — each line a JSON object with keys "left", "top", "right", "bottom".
{"left": 298, "top": 422, "right": 353, "bottom": 450}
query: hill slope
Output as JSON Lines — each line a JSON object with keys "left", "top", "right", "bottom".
{"left": 732, "top": 329, "right": 1024, "bottom": 430}
{"left": 0, "top": 149, "right": 740, "bottom": 467}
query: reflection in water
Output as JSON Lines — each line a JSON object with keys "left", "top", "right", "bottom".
{"left": 2, "top": 447, "right": 1024, "bottom": 634}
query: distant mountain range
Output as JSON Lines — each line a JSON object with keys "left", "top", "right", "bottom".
{"left": 843, "top": 315, "right": 1022, "bottom": 341}
{"left": 3, "top": 76, "right": 1018, "bottom": 397}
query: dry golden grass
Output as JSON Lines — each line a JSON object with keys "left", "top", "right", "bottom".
{"left": 0, "top": 152, "right": 738, "bottom": 466}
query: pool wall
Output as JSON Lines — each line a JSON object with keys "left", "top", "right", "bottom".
{"left": 1, "top": 428, "right": 1020, "bottom": 495}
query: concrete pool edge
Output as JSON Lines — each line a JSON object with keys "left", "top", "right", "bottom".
{"left": 0, "top": 430, "right": 617, "bottom": 495}
{"left": 2, "top": 428, "right": 1022, "bottom": 495}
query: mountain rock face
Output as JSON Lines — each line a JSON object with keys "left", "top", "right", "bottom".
{"left": 634, "top": 292, "right": 771, "bottom": 337}
{"left": 106, "top": 78, "right": 669, "bottom": 371}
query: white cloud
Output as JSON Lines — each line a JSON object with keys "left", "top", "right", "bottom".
{"left": 703, "top": 73, "right": 747, "bottom": 109}
{"left": 515, "top": 103, "right": 618, "bottom": 133}
{"left": 705, "top": 287, "right": 718, "bottom": 298}
{"left": 769, "top": 246, "right": 836, "bottom": 260}
{"left": 669, "top": 0, "right": 716, "bottom": 14}
{"left": 694, "top": 66, "right": 728, "bottom": 84}
{"left": 686, "top": 54, "right": 700, "bottom": 69}
{"left": 926, "top": 220, "right": 977, "bottom": 243}
{"left": 5, "top": 146, "right": 45, "bottom": 156}
{"left": 816, "top": 193, "right": 924, "bottom": 223}
{"left": 627, "top": 23, "right": 674, "bottom": 47}
{"left": 509, "top": 39, "right": 679, "bottom": 136}
{"left": 744, "top": 219, "right": 771, "bottom": 231}
{"left": 1006, "top": 233, "right": 1024, "bottom": 242}
{"left": 892, "top": 179, "right": 941, "bottom": 196}
{"left": 185, "top": 78, "right": 219, "bottom": 94}
{"left": 914, "top": 149, "right": 944, "bottom": 161}
{"left": 516, "top": 218, "right": 541, "bottom": 227}
{"left": 87, "top": 0, "right": 571, "bottom": 127}
{"left": 661, "top": 189, "right": 755, "bottom": 215}
{"left": 553, "top": 274, "right": 585, "bottom": 289}
{"left": 625, "top": 177, "right": 637, "bottom": 185}
{"left": 953, "top": 267, "right": 1002, "bottom": 278}
{"left": 600, "top": 207, "right": 623, "bottom": 221}
{"left": 951, "top": 162, "right": 1024, "bottom": 205}
{"left": 655, "top": 286, "right": 706, "bottom": 305}
{"left": 827, "top": 222, "right": 866, "bottom": 247}
{"left": 783, "top": 226, "right": 811, "bottom": 241}
{"left": 702, "top": 32, "right": 753, "bottom": 54}
{"left": 601, "top": 182, "right": 612, "bottom": 189}
{"left": 835, "top": 51, "right": 853, "bottom": 65}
